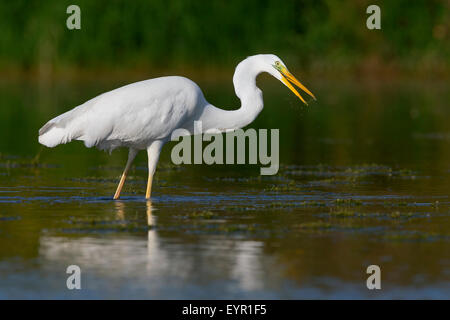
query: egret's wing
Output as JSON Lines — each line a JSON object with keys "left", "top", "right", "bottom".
{"left": 39, "top": 76, "right": 204, "bottom": 150}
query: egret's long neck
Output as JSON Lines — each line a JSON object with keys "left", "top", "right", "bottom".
{"left": 198, "top": 58, "right": 264, "bottom": 132}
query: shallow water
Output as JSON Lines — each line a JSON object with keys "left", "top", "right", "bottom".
{"left": 0, "top": 78, "right": 449, "bottom": 299}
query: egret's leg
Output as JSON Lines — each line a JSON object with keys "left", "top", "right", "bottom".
{"left": 113, "top": 148, "right": 138, "bottom": 200}
{"left": 145, "top": 141, "right": 164, "bottom": 199}
{"left": 145, "top": 176, "right": 153, "bottom": 199}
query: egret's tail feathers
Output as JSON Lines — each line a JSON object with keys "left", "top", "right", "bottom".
{"left": 38, "top": 124, "right": 74, "bottom": 148}
{"left": 38, "top": 106, "right": 85, "bottom": 148}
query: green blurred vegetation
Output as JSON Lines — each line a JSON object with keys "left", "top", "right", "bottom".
{"left": 0, "top": 0, "right": 448, "bottom": 76}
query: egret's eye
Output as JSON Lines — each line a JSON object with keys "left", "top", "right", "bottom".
{"left": 273, "top": 61, "right": 282, "bottom": 70}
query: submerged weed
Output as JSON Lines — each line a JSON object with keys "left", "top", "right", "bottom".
{"left": 267, "top": 202, "right": 299, "bottom": 209}
{"left": 329, "top": 209, "right": 357, "bottom": 217}
{"left": 267, "top": 180, "right": 303, "bottom": 192}
{"left": 298, "top": 221, "right": 332, "bottom": 230}
{"left": 190, "top": 210, "right": 215, "bottom": 219}
{"left": 334, "top": 198, "right": 362, "bottom": 206}
{"left": 390, "top": 211, "right": 413, "bottom": 218}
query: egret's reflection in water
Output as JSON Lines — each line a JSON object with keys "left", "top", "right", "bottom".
{"left": 34, "top": 200, "right": 271, "bottom": 298}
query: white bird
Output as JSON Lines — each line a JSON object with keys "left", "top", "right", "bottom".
{"left": 38, "top": 54, "right": 315, "bottom": 199}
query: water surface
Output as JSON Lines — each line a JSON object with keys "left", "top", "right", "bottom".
{"left": 0, "top": 78, "right": 449, "bottom": 299}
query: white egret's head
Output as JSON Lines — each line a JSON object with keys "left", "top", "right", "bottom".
{"left": 261, "top": 54, "right": 316, "bottom": 105}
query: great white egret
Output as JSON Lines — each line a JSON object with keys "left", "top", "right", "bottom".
{"left": 38, "top": 54, "right": 315, "bottom": 199}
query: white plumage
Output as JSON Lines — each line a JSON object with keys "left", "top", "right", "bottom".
{"left": 38, "top": 54, "right": 315, "bottom": 199}
{"left": 39, "top": 76, "right": 203, "bottom": 151}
